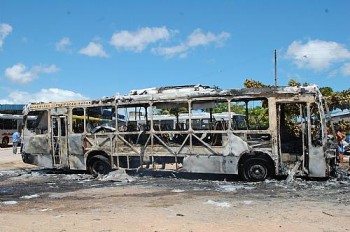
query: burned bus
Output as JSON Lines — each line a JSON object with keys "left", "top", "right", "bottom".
{"left": 21, "top": 85, "right": 336, "bottom": 181}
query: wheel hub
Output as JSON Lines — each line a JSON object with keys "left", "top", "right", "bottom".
{"left": 249, "top": 164, "right": 266, "bottom": 179}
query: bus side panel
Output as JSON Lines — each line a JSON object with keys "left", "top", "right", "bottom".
{"left": 68, "top": 134, "right": 85, "bottom": 170}
{"left": 182, "top": 155, "right": 239, "bottom": 174}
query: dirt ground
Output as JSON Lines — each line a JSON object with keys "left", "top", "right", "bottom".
{"left": 1, "top": 148, "right": 350, "bottom": 232}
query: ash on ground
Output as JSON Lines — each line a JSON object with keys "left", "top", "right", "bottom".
{"left": 1, "top": 166, "right": 350, "bottom": 206}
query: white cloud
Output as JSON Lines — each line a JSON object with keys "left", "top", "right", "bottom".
{"left": 0, "top": 88, "right": 87, "bottom": 104}
{"left": 5, "top": 63, "right": 60, "bottom": 84}
{"left": 286, "top": 39, "right": 350, "bottom": 71}
{"left": 32, "top": 64, "right": 59, "bottom": 73}
{"left": 56, "top": 37, "right": 71, "bottom": 52}
{"left": 152, "top": 44, "right": 188, "bottom": 58}
{"left": 79, "top": 42, "right": 108, "bottom": 57}
{"left": 327, "top": 69, "right": 338, "bottom": 78}
{"left": 152, "top": 28, "right": 230, "bottom": 58}
{"left": 0, "top": 99, "right": 11, "bottom": 104}
{"left": 187, "top": 29, "right": 230, "bottom": 47}
{"left": 341, "top": 63, "right": 350, "bottom": 76}
{"left": 0, "top": 23, "right": 13, "bottom": 50}
{"left": 110, "top": 26, "right": 171, "bottom": 52}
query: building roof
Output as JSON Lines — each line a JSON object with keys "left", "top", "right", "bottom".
{"left": 0, "top": 104, "right": 25, "bottom": 114}
{"left": 331, "top": 110, "right": 350, "bottom": 118}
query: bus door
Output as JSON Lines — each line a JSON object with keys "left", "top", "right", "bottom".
{"left": 51, "top": 115, "right": 69, "bottom": 168}
{"left": 277, "top": 103, "right": 308, "bottom": 171}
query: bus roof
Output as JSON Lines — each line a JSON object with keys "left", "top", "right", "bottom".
{"left": 23, "top": 84, "right": 321, "bottom": 114}
{"left": 117, "top": 84, "right": 321, "bottom": 102}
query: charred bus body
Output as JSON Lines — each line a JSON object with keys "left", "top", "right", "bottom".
{"left": 21, "top": 85, "right": 336, "bottom": 181}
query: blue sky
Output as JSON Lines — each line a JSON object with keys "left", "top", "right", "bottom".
{"left": 0, "top": 0, "right": 349, "bottom": 104}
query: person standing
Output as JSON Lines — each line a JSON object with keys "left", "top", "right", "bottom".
{"left": 336, "top": 130, "right": 347, "bottom": 163}
{"left": 12, "top": 130, "right": 20, "bottom": 154}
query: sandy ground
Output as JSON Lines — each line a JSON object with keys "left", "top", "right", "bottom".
{"left": 1, "top": 147, "right": 350, "bottom": 232}
{"left": 0, "top": 148, "right": 34, "bottom": 171}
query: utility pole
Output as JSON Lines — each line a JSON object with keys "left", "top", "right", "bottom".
{"left": 274, "top": 49, "right": 278, "bottom": 87}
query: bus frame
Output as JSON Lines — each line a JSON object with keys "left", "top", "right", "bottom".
{"left": 21, "top": 85, "right": 336, "bottom": 181}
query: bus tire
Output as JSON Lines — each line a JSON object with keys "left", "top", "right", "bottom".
{"left": 242, "top": 158, "right": 270, "bottom": 182}
{"left": 88, "top": 155, "right": 111, "bottom": 178}
{"left": 1, "top": 137, "right": 9, "bottom": 148}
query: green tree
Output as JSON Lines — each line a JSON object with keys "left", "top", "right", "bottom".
{"left": 319, "top": 87, "right": 333, "bottom": 97}
{"left": 288, "top": 79, "right": 300, "bottom": 87}
{"left": 244, "top": 79, "right": 269, "bottom": 88}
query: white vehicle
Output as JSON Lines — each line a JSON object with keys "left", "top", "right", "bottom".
{"left": 0, "top": 114, "right": 23, "bottom": 147}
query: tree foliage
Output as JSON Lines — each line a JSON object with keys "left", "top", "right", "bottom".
{"left": 245, "top": 79, "right": 350, "bottom": 111}
{"left": 319, "top": 87, "right": 333, "bottom": 97}
{"left": 159, "top": 107, "right": 188, "bottom": 115}
{"left": 244, "top": 79, "right": 270, "bottom": 88}
{"left": 243, "top": 78, "right": 350, "bottom": 135}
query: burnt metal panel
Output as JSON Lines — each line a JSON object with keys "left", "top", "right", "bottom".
{"left": 68, "top": 154, "right": 85, "bottom": 170}
{"left": 24, "top": 135, "right": 50, "bottom": 154}
{"left": 59, "top": 136, "right": 69, "bottom": 169}
{"left": 23, "top": 153, "right": 53, "bottom": 168}
{"left": 222, "top": 132, "right": 250, "bottom": 156}
{"left": 308, "top": 146, "right": 327, "bottom": 177}
{"left": 68, "top": 134, "right": 84, "bottom": 155}
{"left": 182, "top": 155, "right": 239, "bottom": 174}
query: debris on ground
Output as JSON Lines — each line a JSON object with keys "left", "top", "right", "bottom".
{"left": 97, "top": 169, "right": 135, "bottom": 183}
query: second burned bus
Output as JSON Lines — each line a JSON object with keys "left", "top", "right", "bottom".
{"left": 21, "top": 85, "right": 336, "bottom": 181}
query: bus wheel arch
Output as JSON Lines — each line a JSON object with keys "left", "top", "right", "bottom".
{"left": 86, "top": 151, "right": 111, "bottom": 177}
{"left": 1, "top": 136, "right": 9, "bottom": 148}
{"left": 238, "top": 152, "right": 275, "bottom": 182}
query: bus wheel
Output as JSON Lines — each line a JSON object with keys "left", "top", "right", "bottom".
{"left": 88, "top": 155, "right": 111, "bottom": 178}
{"left": 1, "top": 137, "right": 9, "bottom": 148}
{"left": 242, "top": 158, "right": 269, "bottom": 182}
